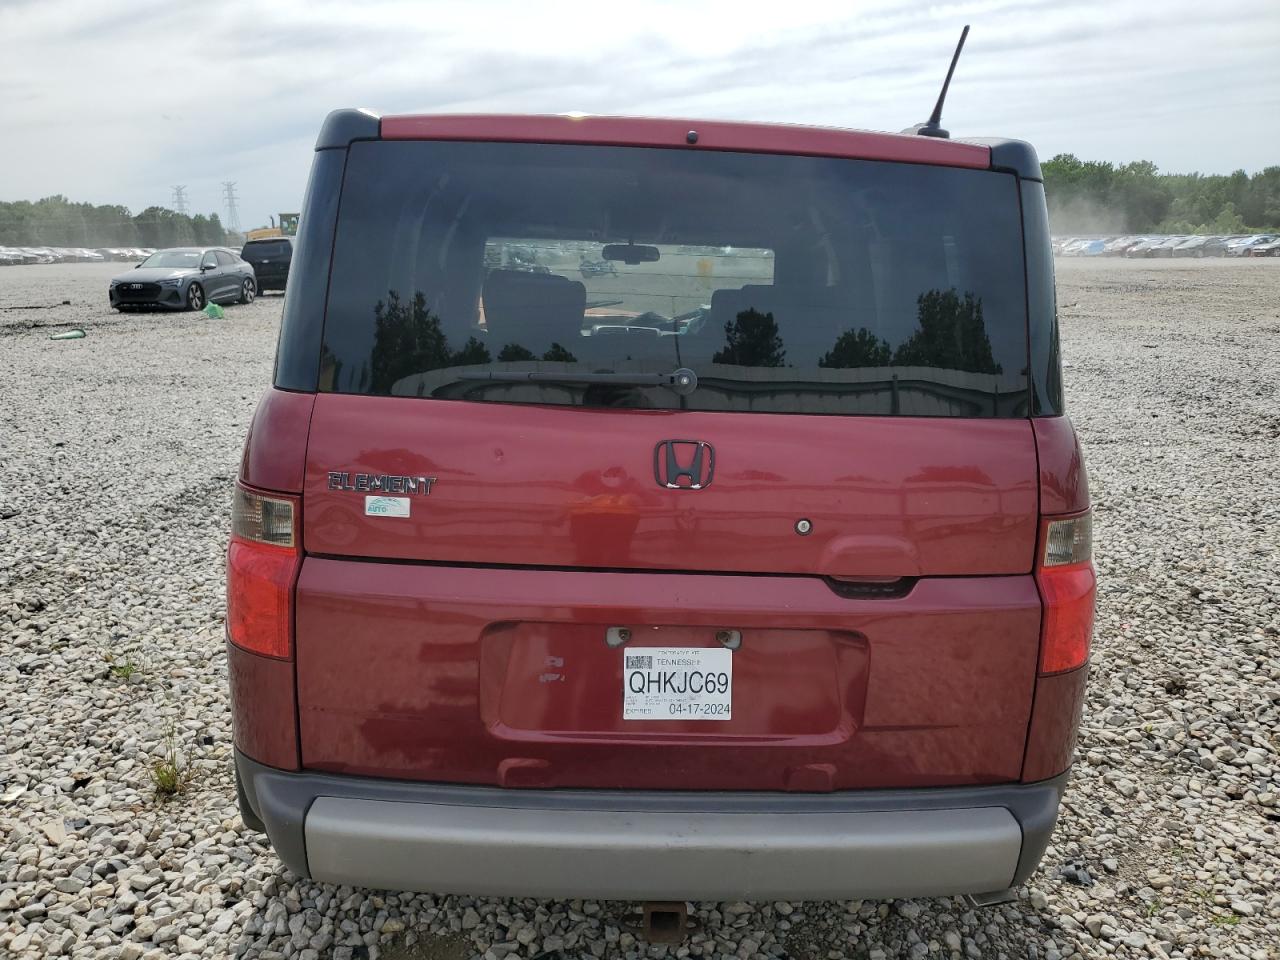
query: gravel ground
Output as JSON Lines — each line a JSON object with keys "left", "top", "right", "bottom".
{"left": 1, "top": 259, "right": 1277, "bottom": 960}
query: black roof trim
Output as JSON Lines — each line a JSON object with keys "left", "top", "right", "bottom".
{"left": 315, "top": 108, "right": 381, "bottom": 150}
{"left": 961, "top": 138, "right": 1042, "bottom": 181}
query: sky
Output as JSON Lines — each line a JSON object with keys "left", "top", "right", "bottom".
{"left": 1, "top": 0, "right": 1277, "bottom": 231}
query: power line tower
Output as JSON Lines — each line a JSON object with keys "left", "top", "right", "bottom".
{"left": 170, "top": 185, "right": 189, "bottom": 216}
{"left": 221, "top": 181, "right": 242, "bottom": 233}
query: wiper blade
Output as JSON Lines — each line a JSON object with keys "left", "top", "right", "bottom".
{"left": 456, "top": 367, "right": 699, "bottom": 396}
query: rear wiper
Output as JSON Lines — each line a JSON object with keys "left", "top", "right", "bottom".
{"left": 456, "top": 367, "right": 699, "bottom": 396}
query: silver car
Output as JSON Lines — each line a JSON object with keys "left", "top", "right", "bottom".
{"left": 108, "top": 247, "right": 257, "bottom": 312}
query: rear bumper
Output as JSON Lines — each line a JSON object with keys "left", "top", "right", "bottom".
{"left": 235, "top": 750, "right": 1066, "bottom": 901}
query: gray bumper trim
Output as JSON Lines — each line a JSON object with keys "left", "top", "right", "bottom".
{"left": 236, "top": 752, "right": 1066, "bottom": 901}
{"left": 307, "top": 796, "right": 1018, "bottom": 899}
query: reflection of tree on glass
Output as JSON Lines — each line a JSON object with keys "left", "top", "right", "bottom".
{"left": 497, "top": 342, "right": 578, "bottom": 363}
{"left": 370, "top": 291, "right": 451, "bottom": 393}
{"left": 542, "top": 342, "right": 578, "bottom": 362}
{"left": 451, "top": 337, "right": 492, "bottom": 366}
{"left": 893, "top": 290, "right": 1002, "bottom": 374}
{"left": 819, "top": 328, "right": 892, "bottom": 368}
{"left": 713, "top": 309, "right": 785, "bottom": 367}
{"left": 497, "top": 343, "right": 536, "bottom": 362}
{"left": 370, "top": 291, "right": 517, "bottom": 393}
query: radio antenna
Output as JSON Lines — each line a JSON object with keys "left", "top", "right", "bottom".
{"left": 906, "top": 25, "right": 969, "bottom": 139}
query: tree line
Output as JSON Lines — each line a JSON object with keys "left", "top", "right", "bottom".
{"left": 0, "top": 195, "right": 231, "bottom": 248}
{"left": 1042, "top": 155, "right": 1280, "bottom": 235}
{"left": 8, "top": 161, "right": 1279, "bottom": 247}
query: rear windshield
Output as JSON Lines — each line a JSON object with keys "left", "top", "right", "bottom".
{"left": 321, "top": 141, "right": 1029, "bottom": 416}
{"left": 243, "top": 240, "right": 291, "bottom": 258}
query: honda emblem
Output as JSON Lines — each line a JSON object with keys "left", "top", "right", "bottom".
{"left": 654, "top": 440, "right": 714, "bottom": 489}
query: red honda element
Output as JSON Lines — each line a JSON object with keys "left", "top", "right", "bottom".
{"left": 227, "top": 108, "right": 1094, "bottom": 902}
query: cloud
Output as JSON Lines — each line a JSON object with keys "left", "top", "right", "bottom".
{"left": 0, "top": 0, "right": 1276, "bottom": 228}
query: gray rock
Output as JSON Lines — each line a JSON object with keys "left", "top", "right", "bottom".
{"left": 152, "top": 924, "right": 179, "bottom": 944}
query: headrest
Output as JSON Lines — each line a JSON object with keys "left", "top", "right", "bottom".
{"left": 482, "top": 269, "right": 586, "bottom": 354}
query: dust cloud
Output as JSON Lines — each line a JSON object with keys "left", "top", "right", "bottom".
{"left": 1047, "top": 195, "right": 1130, "bottom": 235}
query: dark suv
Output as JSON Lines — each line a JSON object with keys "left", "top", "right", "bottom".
{"left": 227, "top": 109, "right": 1094, "bottom": 903}
{"left": 239, "top": 236, "right": 294, "bottom": 292}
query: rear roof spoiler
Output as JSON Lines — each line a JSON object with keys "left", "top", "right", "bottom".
{"left": 313, "top": 107, "right": 1040, "bottom": 180}
{"left": 316, "top": 108, "right": 381, "bottom": 150}
{"left": 959, "top": 139, "right": 1042, "bottom": 181}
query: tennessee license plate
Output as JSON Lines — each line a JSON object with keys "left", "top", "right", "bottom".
{"left": 622, "top": 647, "right": 732, "bottom": 721}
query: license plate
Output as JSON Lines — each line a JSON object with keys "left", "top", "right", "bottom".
{"left": 622, "top": 647, "right": 732, "bottom": 721}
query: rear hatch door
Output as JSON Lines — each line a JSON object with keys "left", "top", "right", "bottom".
{"left": 294, "top": 135, "right": 1042, "bottom": 790}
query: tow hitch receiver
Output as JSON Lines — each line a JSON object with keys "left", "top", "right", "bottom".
{"left": 631, "top": 901, "right": 694, "bottom": 943}
{"left": 964, "top": 888, "right": 1018, "bottom": 907}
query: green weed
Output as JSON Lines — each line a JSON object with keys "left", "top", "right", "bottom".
{"left": 150, "top": 727, "right": 190, "bottom": 799}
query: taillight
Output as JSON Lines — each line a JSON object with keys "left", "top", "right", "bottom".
{"left": 1035, "top": 511, "right": 1096, "bottom": 675}
{"left": 227, "top": 483, "right": 300, "bottom": 659}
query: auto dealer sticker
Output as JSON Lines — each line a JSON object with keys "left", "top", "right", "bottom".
{"left": 623, "top": 647, "right": 732, "bottom": 721}
{"left": 364, "top": 495, "right": 410, "bottom": 518}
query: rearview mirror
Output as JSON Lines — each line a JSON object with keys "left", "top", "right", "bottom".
{"left": 201, "top": 262, "right": 215, "bottom": 271}
{"left": 602, "top": 243, "right": 660, "bottom": 265}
